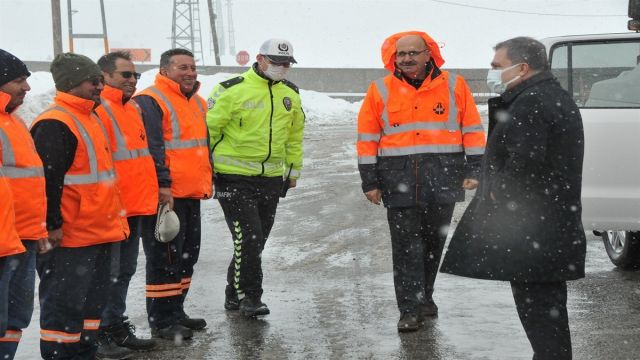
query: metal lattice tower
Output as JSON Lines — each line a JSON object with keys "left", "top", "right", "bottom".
{"left": 171, "top": 0, "right": 205, "bottom": 65}
{"left": 226, "top": 0, "right": 236, "bottom": 55}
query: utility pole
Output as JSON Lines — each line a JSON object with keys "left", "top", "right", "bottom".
{"left": 51, "top": 0, "right": 63, "bottom": 56}
{"left": 207, "top": 0, "right": 221, "bottom": 65}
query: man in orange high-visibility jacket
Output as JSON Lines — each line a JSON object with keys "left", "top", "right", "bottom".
{"left": 31, "top": 53, "right": 129, "bottom": 359}
{"left": 0, "top": 49, "right": 47, "bottom": 360}
{"left": 134, "top": 48, "right": 212, "bottom": 340}
{"left": 95, "top": 51, "right": 159, "bottom": 357}
{"left": 357, "top": 31, "right": 486, "bottom": 332}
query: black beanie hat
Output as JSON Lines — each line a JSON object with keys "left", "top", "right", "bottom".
{"left": 50, "top": 52, "right": 101, "bottom": 92}
{"left": 0, "top": 49, "right": 31, "bottom": 88}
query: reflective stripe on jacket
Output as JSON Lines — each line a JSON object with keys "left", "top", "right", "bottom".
{"left": 357, "top": 70, "right": 486, "bottom": 165}
{"left": 32, "top": 91, "right": 129, "bottom": 247}
{"left": 0, "top": 91, "right": 47, "bottom": 240}
{"left": 0, "top": 167, "right": 24, "bottom": 257}
{"left": 206, "top": 66, "right": 304, "bottom": 179}
{"left": 138, "top": 75, "right": 212, "bottom": 199}
{"left": 96, "top": 85, "right": 159, "bottom": 217}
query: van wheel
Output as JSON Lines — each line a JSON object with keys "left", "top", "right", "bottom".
{"left": 602, "top": 231, "right": 640, "bottom": 269}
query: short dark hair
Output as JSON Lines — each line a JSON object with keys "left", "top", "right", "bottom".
{"left": 494, "top": 37, "right": 548, "bottom": 71}
{"left": 160, "top": 48, "right": 194, "bottom": 68}
{"left": 97, "top": 51, "right": 131, "bottom": 73}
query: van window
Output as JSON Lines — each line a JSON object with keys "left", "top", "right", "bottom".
{"left": 549, "top": 40, "right": 640, "bottom": 108}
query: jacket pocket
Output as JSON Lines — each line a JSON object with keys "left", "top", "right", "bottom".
{"left": 377, "top": 156, "right": 414, "bottom": 207}
{"left": 433, "top": 154, "right": 465, "bottom": 203}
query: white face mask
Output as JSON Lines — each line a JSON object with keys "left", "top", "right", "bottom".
{"left": 486, "top": 63, "right": 523, "bottom": 94}
{"left": 264, "top": 63, "right": 289, "bottom": 81}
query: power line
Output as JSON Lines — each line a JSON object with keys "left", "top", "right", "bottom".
{"left": 429, "top": 0, "right": 626, "bottom": 17}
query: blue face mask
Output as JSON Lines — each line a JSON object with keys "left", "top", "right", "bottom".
{"left": 486, "top": 63, "right": 523, "bottom": 94}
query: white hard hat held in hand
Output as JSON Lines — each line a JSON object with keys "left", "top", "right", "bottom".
{"left": 155, "top": 203, "right": 180, "bottom": 243}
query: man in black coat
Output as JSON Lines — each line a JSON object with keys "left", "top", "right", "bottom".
{"left": 440, "top": 37, "right": 586, "bottom": 360}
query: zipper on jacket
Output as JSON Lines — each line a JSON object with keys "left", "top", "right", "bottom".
{"left": 260, "top": 81, "right": 275, "bottom": 175}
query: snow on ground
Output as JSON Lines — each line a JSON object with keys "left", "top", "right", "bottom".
{"left": 15, "top": 69, "right": 487, "bottom": 127}
{"left": 16, "top": 69, "right": 362, "bottom": 126}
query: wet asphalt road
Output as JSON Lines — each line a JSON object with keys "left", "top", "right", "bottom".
{"left": 17, "top": 122, "right": 640, "bottom": 359}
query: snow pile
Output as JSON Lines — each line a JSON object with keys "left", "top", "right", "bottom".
{"left": 16, "top": 69, "right": 360, "bottom": 126}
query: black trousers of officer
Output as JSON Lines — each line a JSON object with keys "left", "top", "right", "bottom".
{"left": 37, "top": 243, "right": 111, "bottom": 360}
{"left": 142, "top": 198, "right": 201, "bottom": 330}
{"left": 511, "top": 281, "right": 572, "bottom": 360}
{"left": 386, "top": 202, "right": 455, "bottom": 314}
{"left": 216, "top": 174, "right": 282, "bottom": 301}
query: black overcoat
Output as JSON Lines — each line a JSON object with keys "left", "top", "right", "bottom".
{"left": 440, "top": 72, "right": 587, "bottom": 282}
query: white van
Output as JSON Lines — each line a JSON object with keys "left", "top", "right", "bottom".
{"left": 541, "top": 17, "right": 640, "bottom": 268}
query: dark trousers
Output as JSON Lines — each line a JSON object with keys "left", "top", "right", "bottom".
{"left": 102, "top": 216, "right": 149, "bottom": 328}
{"left": 143, "top": 198, "right": 201, "bottom": 329}
{"left": 386, "top": 202, "right": 455, "bottom": 314}
{"left": 511, "top": 281, "right": 572, "bottom": 360}
{"left": 216, "top": 174, "right": 282, "bottom": 300}
{"left": 0, "top": 241, "right": 37, "bottom": 360}
{"left": 37, "top": 243, "right": 111, "bottom": 360}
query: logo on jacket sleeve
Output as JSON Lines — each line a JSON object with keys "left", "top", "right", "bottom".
{"left": 283, "top": 97, "right": 292, "bottom": 112}
{"left": 433, "top": 102, "right": 445, "bottom": 115}
{"left": 207, "top": 97, "right": 216, "bottom": 110}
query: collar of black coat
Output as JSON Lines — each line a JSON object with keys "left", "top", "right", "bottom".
{"left": 393, "top": 59, "right": 441, "bottom": 89}
{"left": 499, "top": 71, "right": 555, "bottom": 103}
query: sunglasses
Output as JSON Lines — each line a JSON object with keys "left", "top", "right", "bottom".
{"left": 115, "top": 71, "right": 142, "bottom": 80}
{"left": 88, "top": 76, "right": 105, "bottom": 86}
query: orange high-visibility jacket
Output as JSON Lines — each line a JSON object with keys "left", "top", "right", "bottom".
{"left": 96, "top": 85, "right": 159, "bottom": 217}
{"left": 138, "top": 75, "right": 212, "bottom": 199}
{"left": 0, "top": 172, "right": 23, "bottom": 257}
{"left": 0, "top": 91, "right": 47, "bottom": 240}
{"left": 32, "top": 92, "right": 129, "bottom": 247}
{"left": 357, "top": 31, "right": 486, "bottom": 165}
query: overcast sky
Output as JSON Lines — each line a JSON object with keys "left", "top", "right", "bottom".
{"left": 0, "top": 0, "right": 631, "bottom": 68}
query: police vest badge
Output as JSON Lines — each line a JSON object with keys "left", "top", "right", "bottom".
{"left": 283, "top": 97, "right": 292, "bottom": 112}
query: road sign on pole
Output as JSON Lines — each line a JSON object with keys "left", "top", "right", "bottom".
{"left": 236, "top": 50, "right": 250, "bottom": 66}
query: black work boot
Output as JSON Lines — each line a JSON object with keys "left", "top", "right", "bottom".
{"left": 179, "top": 316, "right": 207, "bottom": 330}
{"left": 151, "top": 324, "right": 193, "bottom": 341}
{"left": 224, "top": 293, "right": 240, "bottom": 311}
{"left": 96, "top": 332, "right": 133, "bottom": 359}
{"left": 106, "top": 321, "right": 157, "bottom": 351}
{"left": 239, "top": 297, "right": 270, "bottom": 317}
{"left": 421, "top": 299, "right": 439, "bottom": 317}
{"left": 397, "top": 312, "right": 421, "bottom": 332}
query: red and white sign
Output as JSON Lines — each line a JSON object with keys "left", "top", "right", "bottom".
{"left": 235, "top": 50, "right": 250, "bottom": 66}
{"left": 111, "top": 48, "right": 151, "bottom": 62}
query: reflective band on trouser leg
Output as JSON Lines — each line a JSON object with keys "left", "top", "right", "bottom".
{"left": 181, "top": 277, "right": 191, "bottom": 290}
{"left": 0, "top": 330, "right": 21, "bottom": 342}
{"left": 40, "top": 330, "right": 81, "bottom": 343}
{"left": 232, "top": 221, "right": 244, "bottom": 299}
{"left": 83, "top": 319, "right": 100, "bottom": 331}
{"left": 145, "top": 283, "right": 183, "bottom": 298}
